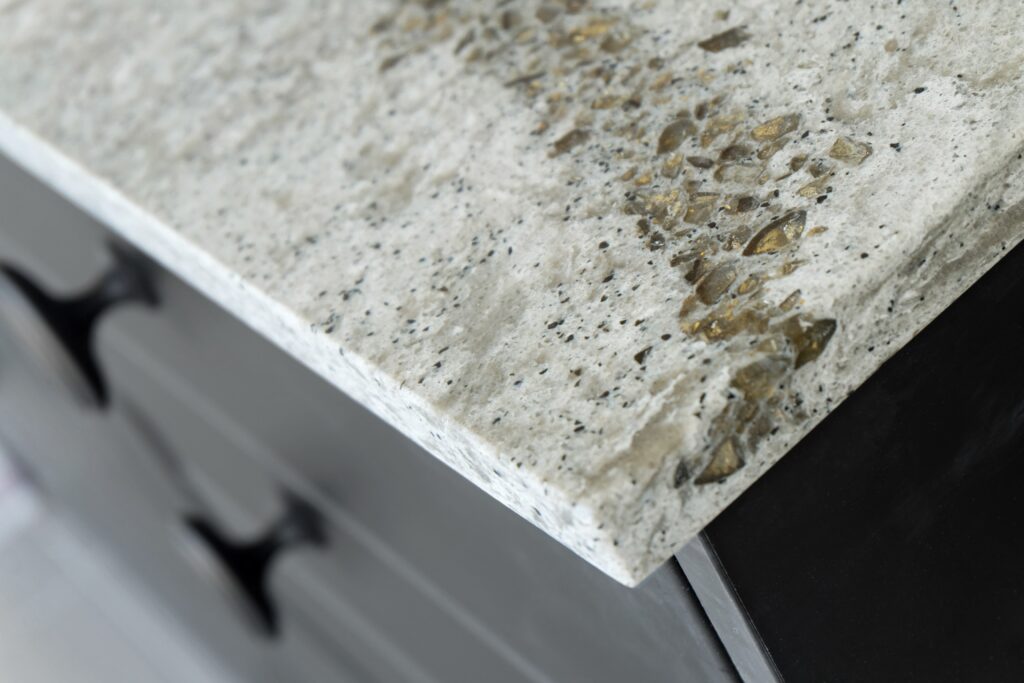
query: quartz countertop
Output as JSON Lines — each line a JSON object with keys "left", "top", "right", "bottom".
{"left": 1, "top": 0, "right": 1023, "bottom": 585}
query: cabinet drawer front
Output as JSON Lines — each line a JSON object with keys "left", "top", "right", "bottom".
{"left": 0, "top": 347, "right": 289, "bottom": 682}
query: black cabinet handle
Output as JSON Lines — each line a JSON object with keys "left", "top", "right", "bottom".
{"left": 178, "top": 491, "right": 326, "bottom": 637}
{"left": 0, "top": 242, "right": 156, "bottom": 406}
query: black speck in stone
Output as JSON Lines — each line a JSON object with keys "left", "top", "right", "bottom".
{"left": 672, "top": 460, "right": 689, "bottom": 488}
{"left": 913, "top": 86, "right": 926, "bottom": 94}
{"left": 634, "top": 346, "right": 653, "bottom": 364}
{"left": 599, "top": 240, "right": 610, "bottom": 249}
{"left": 890, "top": 142, "right": 902, "bottom": 152}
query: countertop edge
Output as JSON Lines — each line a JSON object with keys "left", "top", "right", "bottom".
{"left": 5, "top": 104, "right": 1024, "bottom": 587}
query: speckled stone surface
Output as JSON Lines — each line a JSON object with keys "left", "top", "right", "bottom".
{"left": 1, "top": 0, "right": 1023, "bottom": 585}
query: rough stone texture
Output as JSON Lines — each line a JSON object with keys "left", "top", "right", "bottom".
{"left": 1, "top": 0, "right": 1023, "bottom": 585}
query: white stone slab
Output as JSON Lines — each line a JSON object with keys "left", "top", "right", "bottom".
{"left": 1, "top": 0, "right": 1022, "bottom": 584}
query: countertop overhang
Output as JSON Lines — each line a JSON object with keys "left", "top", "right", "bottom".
{"left": 1, "top": 0, "right": 1023, "bottom": 584}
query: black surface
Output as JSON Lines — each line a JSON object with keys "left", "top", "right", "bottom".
{"left": 705, "top": 238, "right": 1024, "bottom": 682}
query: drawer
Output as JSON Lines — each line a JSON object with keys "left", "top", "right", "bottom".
{"left": 0, "top": 153, "right": 736, "bottom": 682}
{"left": 100, "top": 327, "right": 528, "bottom": 682}
{"left": 0, "top": 338, "right": 285, "bottom": 683}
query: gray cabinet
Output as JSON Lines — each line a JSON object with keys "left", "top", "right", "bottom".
{"left": 0, "top": 153, "right": 736, "bottom": 682}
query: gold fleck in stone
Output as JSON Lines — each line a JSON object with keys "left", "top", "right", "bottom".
{"left": 678, "top": 294, "right": 700, "bottom": 320}
{"left": 797, "top": 174, "right": 832, "bottom": 198}
{"left": 731, "top": 224, "right": 753, "bottom": 244}
{"left": 650, "top": 72, "right": 673, "bottom": 91}
{"left": 732, "top": 357, "right": 787, "bottom": 399}
{"left": 829, "top": 136, "right": 873, "bottom": 165}
{"left": 621, "top": 166, "right": 638, "bottom": 181}
{"left": 695, "top": 439, "right": 744, "bottom": 484}
{"left": 697, "top": 27, "right": 751, "bottom": 53}
{"left": 684, "top": 192, "right": 719, "bottom": 224}
{"left": 571, "top": 18, "right": 617, "bottom": 43}
{"left": 684, "top": 256, "right": 709, "bottom": 283}
{"left": 808, "top": 159, "right": 833, "bottom": 178}
{"left": 736, "top": 275, "right": 761, "bottom": 295}
{"left": 751, "top": 114, "right": 801, "bottom": 142}
{"left": 687, "top": 155, "right": 715, "bottom": 169}
{"left": 779, "top": 259, "right": 804, "bottom": 276}
{"left": 536, "top": 5, "right": 560, "bottom": 23}
{"left": 551, "top": 128, "right": 590, "bottom": 156}
{"left": 687, "top": 299, "right": 772, "bottom": 341}
{"left": 601, "top": 32, "right": 633, "bottom": 53}
{"left": 714, "top": 163, "right": 762, "bottom": 183}
{"left": 657, "top": 116, "right": 697, "bottom": 154}
{"left": 516, "top": 27, "right": 536, "bottom": 43}
{"left": 634, "top": 172, "right": 653, "bottom": 186}
{"left": 808, "top": 225, "right": 829, "bottom": 236}
{"left": 789, "top": 154, "right": 808, "bottom": 172}
{"left": 719, "top": 144, "right": 753, "bottom": 161}
{"left": 698, "top": 72, "right": 716, "bottom": 88}
{"left": 696, "top": 263, "right": 738, "bottom": 305}
{"left": 738, "top": 398, "right": 760, "bottom": 423}
{"left": 700, "top": 112, "right": 744, "bottom": 147}
{"left": 783, "top": 317, "right": 838, "bottom": 368}
{"left": 684, "top": 255, "right": 708, "bottom": 282}
{"left": 757, "top": 136, "right": 791, "bottom": 161}
{"left": 779, "top": 289, "right": 802, "bottom": 311}
{"left": 724, "top": 196, "right": 757, "bottom": 214}
{"left": 661, "top": 154, "right": 684, "bottom": 178}
{"left": 743, "top": 210, "right": 807, "bottom": 255}
{"left": 591, "top": 93, "right": 622, "bottom": 109}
